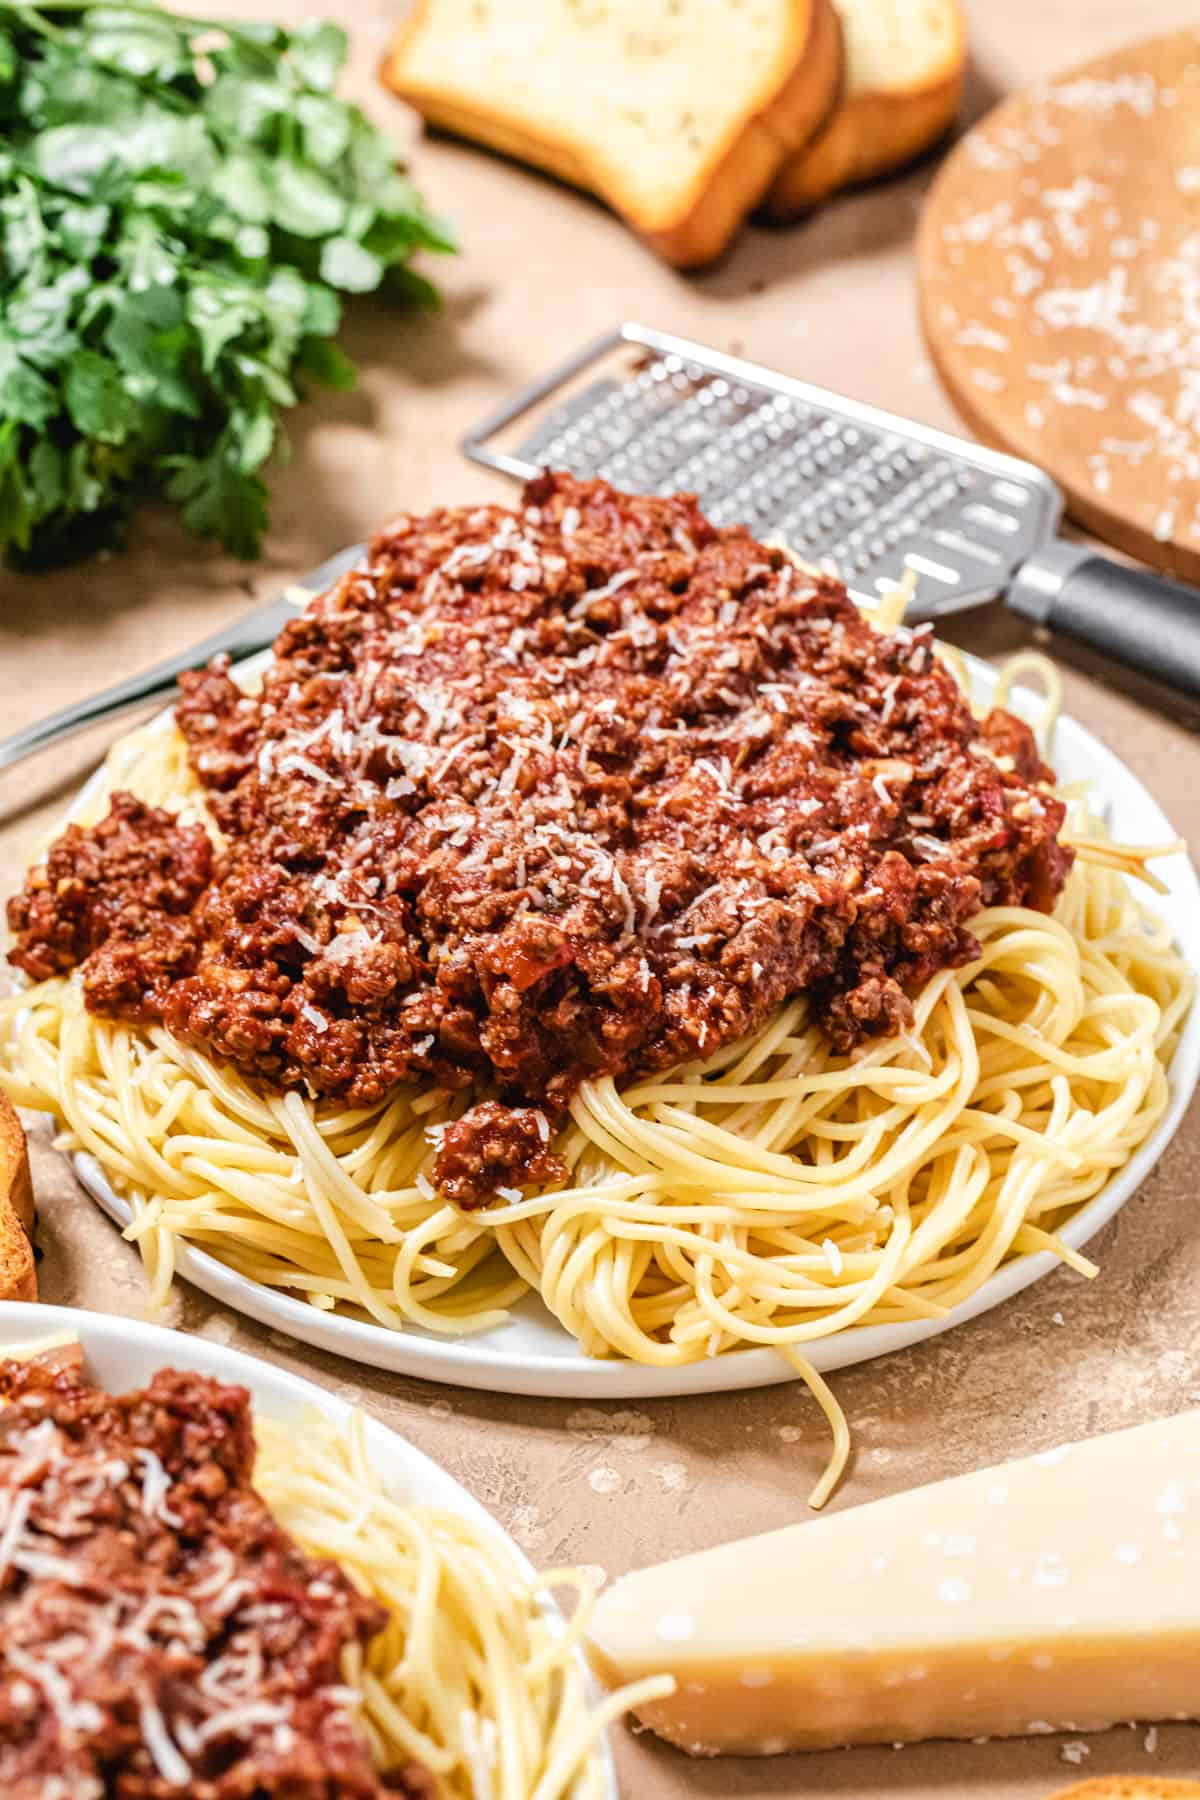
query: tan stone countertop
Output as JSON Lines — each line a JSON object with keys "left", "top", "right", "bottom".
{"left": 2, "top": 1, "right": 1199, "bottom": 1793}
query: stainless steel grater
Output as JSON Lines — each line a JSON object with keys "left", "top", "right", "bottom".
{"left": 463, "top": 322, "right": 1200, "bottom": 699}
{"left": 463, "top": 322, "right": 1058, "bottom": 615}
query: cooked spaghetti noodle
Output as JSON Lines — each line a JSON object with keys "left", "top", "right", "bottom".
{"left": 254, "top": 1409, "right": 668, "bottom": 1800}
{"left": 0, "top": 622, "right": 1192, "bottom": 1506}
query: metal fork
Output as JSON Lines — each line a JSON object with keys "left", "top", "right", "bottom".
{"left": 0, "top": 544, "right": 364, "bottom": 775}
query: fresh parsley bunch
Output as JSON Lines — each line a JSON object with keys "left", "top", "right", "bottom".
{"left": 0, "top": 0, "right": 454, "bottom": 562}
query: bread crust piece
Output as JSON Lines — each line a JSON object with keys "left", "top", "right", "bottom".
{"left": 0, "top": 1095, "right": 35, "bottom": 1302}
{"left": 765, "top": 0, "right": 964, "bottom": 216}
{"left": 646, "top": 0, "right": 843, "bottom": 265}
{"left": 380, "top": 0, "right": 844, "bottom": 268}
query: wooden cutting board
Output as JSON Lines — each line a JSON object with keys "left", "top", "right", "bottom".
{"left": 917, "top": 30, "right": 1200, "bottom": 583}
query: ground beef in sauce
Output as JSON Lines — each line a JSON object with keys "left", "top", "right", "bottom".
{"left": 7, "top": 795, "right": 212, "bottom": 990}
{"left": 0, "top": 1352, "right": 428, "bottom": 1799}
{"left": 7, "top": 473, "right": 1073, "bottom": 1207}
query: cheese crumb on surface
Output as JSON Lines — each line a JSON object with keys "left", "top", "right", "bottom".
{"left": 938, "top": 1578, "right": 972, "bottom": 1606}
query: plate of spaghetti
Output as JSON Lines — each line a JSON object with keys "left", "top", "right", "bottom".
{"left": 0, "top": 1303, "right": 662, "bottom": 1796}
{"left": 2, "top": 476, "right": 1195, "bottom": 1450}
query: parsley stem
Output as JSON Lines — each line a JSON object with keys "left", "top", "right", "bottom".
{"left": 1, "top": 4, "right": 67, "bottom": 41}
{"left": 0, "top": 0, "right": 262, "bottom": 35}
{"left": 1, "top": 0, "right": 184, "bottom": 11}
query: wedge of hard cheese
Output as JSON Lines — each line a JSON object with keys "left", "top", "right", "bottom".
{"left": 589, "top": 1411, "right": 1200, "bottom": 1755}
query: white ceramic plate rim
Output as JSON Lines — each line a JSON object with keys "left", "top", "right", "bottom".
{"left": 64, "top": 653, "right": 1200, "bottom": 1398}
{"left": 0, "top": 1301, "right": 617, "bottom": 1799}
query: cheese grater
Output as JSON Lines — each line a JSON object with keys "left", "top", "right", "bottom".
{"left": 463, "top": 323, "right": 1200, "bottom": 701}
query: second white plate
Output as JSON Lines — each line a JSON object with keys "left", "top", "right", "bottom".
{"left": 0, "top": 1302, "right": 616, "bottom": 1797}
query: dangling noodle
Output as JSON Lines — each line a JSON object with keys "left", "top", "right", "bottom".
{"left": 991, "top": 649, "right": 1063, "bottom": 744}
{"left": 0, "top": 638, "right": 1192, "bottom": 1509}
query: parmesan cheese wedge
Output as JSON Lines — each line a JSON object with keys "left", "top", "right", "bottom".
{"left": 588, "top": 1412, "right": 1200, "bottom": 1756}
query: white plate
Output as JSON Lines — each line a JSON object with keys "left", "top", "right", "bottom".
{"left": 0, "top": 1301, "right": 616, "bottom": 1800}
{"left": 70, "top": 655, "right": 1200, "bottom": 1398}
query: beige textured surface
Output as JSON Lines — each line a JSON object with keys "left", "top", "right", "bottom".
{"left": 1, "top": 1, "right": 1199, "bottom": 1793}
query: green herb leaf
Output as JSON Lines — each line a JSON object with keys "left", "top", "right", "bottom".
{"left": 32, "top": 123, "right": 125, "bottom": 194}
{"left": 105, "top": 287, "right": 201, "bottom": 416}
{"left": 62, "top": 347, "right": 140, "bottom": 442}
{"left": 5, "top": 274, "right": 84, "bottom": 367}
{"left": 0, "top": 422, "right": 35, "bottom": 551}
{"left": 208, "top": 150, "right": 273, "bottom": 223}
{"left": 166, "top": 446, "right": 270, "bottom": 559}
{"left": 287, "top": 20, "right": 347, "bottom": 92}
{"left": 301, "top": 282, "right": 341, "bottom": 337}
{"left": 296, "top": 333, "right": 356, "bottom": 389}
{"left": 28, "top": 438, "right": 65, "bottom": 514}
{"left": 295, "top": 93, "right": 351, "bottom": 167}
{"left": 55, "top": 201, "right": 110, "bottom": 261}
{"left": 319, "top": 234, "right": 381, "bottom": 293}
{"left": 0, "top": 338, "right": 58, "bottom": 429}
{"left": 203, "top": 73, "right": 283, "bottom": 146}
{"left": 270, "top": 161, "right": 344, "bottom": 237}
{"left": 1, "top": 179, "right": 49, "bottom": 271}
{"left": 82, "top": 7, "right": 189, "bottom": 81}
{"left": 186, "top": 282, "right": 260, "bottom": 373}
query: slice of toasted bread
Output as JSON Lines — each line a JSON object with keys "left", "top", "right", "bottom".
{"left": 381, "top": 0, "right": 844, "bottom": 267}
{"left": 766, "top": 0, "right": 964, "bottom": 216}
{"left": 0, "top": 1096, "right": 35, "bottom": 1303}
{"left": 1055, "top": 1783, "right": 1200, "bottom": 1799}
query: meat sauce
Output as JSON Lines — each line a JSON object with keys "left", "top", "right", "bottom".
{"left": 0, "top": 1351, "right": 428, "bottom": 1798}
{"left": 8, "top": 474, "right": 1072, "bottom": 1206}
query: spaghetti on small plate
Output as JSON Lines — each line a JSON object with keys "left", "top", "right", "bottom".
{"left": 0, "top": 1305, "right": 660, "bottom": 1797}
{"left": 1, "top": 478, "right": 1194, "bottom": 1496}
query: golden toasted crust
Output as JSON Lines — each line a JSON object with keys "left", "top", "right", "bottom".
{"left": 0, "top": 1096, "right": 35, "bottom": 1303}
{"left": 1054, "top": 1783, "right": 1200, "bottom": 1800}
{"left": 766, "top": 0, "right": 964, "bottom": 216}
{"left": 381, "top": 0, "right": 844, "bottom": 268}
{"left": 646, "top": 0, "right": 844, "bottom": 265}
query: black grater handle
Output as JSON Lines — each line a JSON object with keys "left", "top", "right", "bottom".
{"left": 1007, "top": 542, "right": 1200, "bottom": 701}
